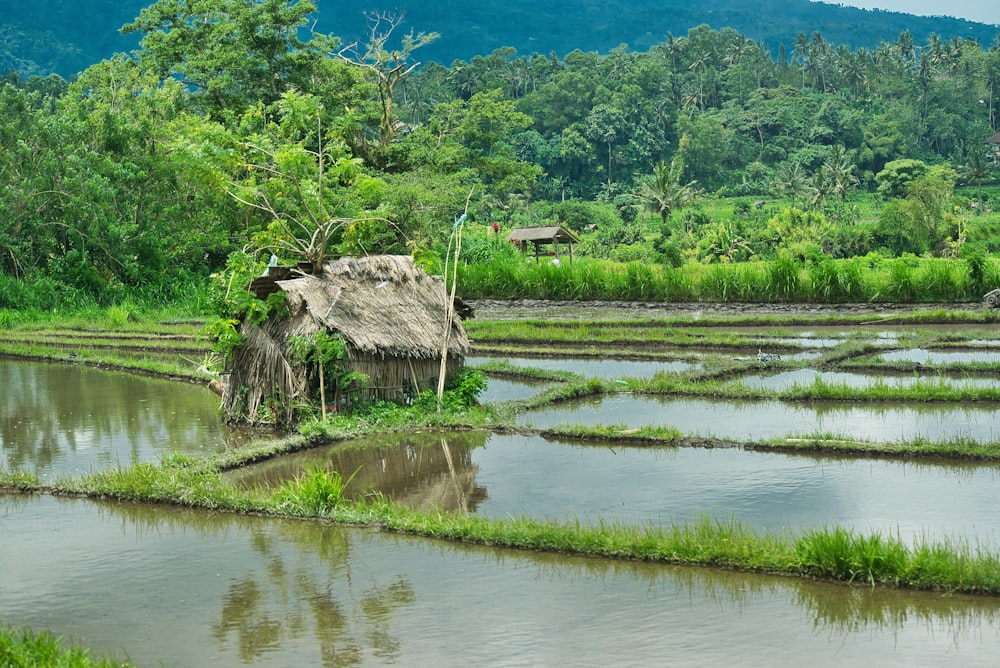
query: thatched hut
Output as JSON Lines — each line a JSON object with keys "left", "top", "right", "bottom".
{"left": 222, "top": 255, "right": 471, "bottom": 425}
{"left": 507, "top": 225, "right": 580, "bottom": 264}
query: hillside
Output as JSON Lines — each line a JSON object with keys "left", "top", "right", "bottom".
{"left": 3, "top": 0, "right": 999, "bottom": 79}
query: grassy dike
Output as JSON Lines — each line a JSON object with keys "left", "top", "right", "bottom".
{"left": 6, "top": 404, "right": 1000, "bottom": 595}
{"left": 0, "top": 624, "right": 136, "bottom": 667}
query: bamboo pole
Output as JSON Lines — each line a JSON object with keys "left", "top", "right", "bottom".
{"left": 319, "top": 348, "right": 327, "bottom": 421}
{"left": 438, "top": 190, "right": 474, "bottom": 412}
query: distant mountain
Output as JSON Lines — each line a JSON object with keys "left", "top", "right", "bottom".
{"left": 3, "top": 0, "right": 999, "bottom": 79}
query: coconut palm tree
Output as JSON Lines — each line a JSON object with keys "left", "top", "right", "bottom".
{"left": 637, "top": 157, "right": 701, "bottom": 227}
{"left": 772, "top": 161, "right": 814, "bottom": 210}
{"left": 822, "top": 144, "right": 859, "bottom": 203}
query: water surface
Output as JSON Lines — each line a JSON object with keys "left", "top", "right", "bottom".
{"left": 4, "top": 494, "right": 1000, "bottom": 667}
{"left": 876, "top": 348, "right": 1000, "bottom": 364}
{"left": 732, "top": 368, "right": 1000, "bottom": 391}
{"left": 518, "top": 394, "right": 1000, "bottom": 443}
{"left": 469, "top": 355, "right": 698, "bottom": 379}
{"left": 0, "top": 360, "right": 245, "bottom": 478}
{"left": 480, "top": 377, "right": 552, "bottom": 403}
{"left": 232, "top": 432, "right": 1000, "bottom": 545}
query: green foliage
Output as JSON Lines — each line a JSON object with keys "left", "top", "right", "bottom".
{"left": 540, "top": 199, "right": 620, "bottom": 234}
{"left": 104, "top": 303, "right": 139, "bottom": 328}
{"left": 4, "top": 12, "right": 1000, "bottom": 307}
{"left": 636, "top": 157, "right": 700, "bottom": 226}
{"left": 122, "top": 0, "right": 335, "bottom": 116}
{"left": 766, "top": 253, "right": 804, "bottom": 301}
{"left": 287, "top": 330, "right": 368, "bottom": 410}
{"left": 461, "top": 233, "right": 519, "bottom": 264}
{"left": 807, "top": 257, "right": 866, "bottom": 302}
{"left": 0, "top": 624, "right": 135, "bottom": 667}
{"left": 203, "top": 318, "right": 243, "bottom": 361}
{"left": 438, "top": 368, "right": 488, "bottom": 409}
{"left": 273, "top": 464, "right": 360, "bottom": 515}
{"left": 876, "top": 159, "right": 929, "bottom": 199}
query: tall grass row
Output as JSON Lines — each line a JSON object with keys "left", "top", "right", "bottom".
{"left": 458, "top": 256, "right": 993, "bottom": 304}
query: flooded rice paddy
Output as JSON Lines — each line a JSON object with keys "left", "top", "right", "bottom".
{"left": 0, "top": 359, "right": 245, "bottom": 479}
{"left": 4, "top": 493, "right": 1000, "bottom": 667}
{"left": 874, "top": 348, "right": 1000, "bottom": 364}
{"left": 231, "top": 430, "right": 1000, "bottom": 546}
{"left": 6, "top": 300, "right": 1000, "bottom": 666}
{"left": 468, "top": 355, "right": 698, "bottom": 379}
{"left": 732, "top": 368, "right": 1000, "bottom": 391}
{"left": 517, "top": 393, "right": 1000, "bottom": 442}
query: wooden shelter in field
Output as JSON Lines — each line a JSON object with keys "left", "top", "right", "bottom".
{"left": 222, "top": 255, "right": 471, "bottom": 425}
{"left": 988, "top": 131, "right": 1000, "bottom": 165}
{"left": 507, "top": 225, "right": 580, "bottom": 264}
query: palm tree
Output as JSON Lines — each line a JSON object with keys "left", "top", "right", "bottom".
{"left": 896, "top": 29, "right": 915, "bottom": 65}
{"left": 772, "top": 161, "right": 814, "bottom": 210}
{"left": 822, "top": 144, "right": 859, "bottom": 203}
{"left": 793, "top": 32, "right": 809, "bottom": 88}
{"left": 637, "top": 157, "right": 701, "bottom": 227}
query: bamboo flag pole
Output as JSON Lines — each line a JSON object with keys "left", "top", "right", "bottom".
{"left": 438, "top": 192, "right": 474, "bottom": 412}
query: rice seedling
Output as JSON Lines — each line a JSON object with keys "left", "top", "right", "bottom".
{"left": 272, "top": 464, "right": 360, "bottom": 515}
{"left": 540, "top": 423, "right": 684, "bottom": 443}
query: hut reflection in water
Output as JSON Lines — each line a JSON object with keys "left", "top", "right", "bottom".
{"left": 231, "top": 431, "right": 489, "bottom": 513}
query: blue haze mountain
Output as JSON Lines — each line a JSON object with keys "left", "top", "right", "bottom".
{"left": 3, "top": 0, "right": 998, "bottom": 79}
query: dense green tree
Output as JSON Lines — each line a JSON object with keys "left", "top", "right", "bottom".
{"left": 676, "top": 112, "right": 735, "bottom": 187}
{"left": 122, "top": 0, "right": 335, "bottom": 116}
{"left": 876, "top": 158, "right": 929, "bottom": 199}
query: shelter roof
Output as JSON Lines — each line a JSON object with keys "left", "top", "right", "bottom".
{"left": 987, "top": 131, "right": 1000, "bottom": 144}
{"left": 274, "top": 255, "right": 469, "bottom": 358}
{"left": 506, "top": 225, "right": 580, "bottom": 244}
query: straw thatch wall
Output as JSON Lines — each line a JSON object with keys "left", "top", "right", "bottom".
{"left": 221, "top": 255, "right": 470, "bottom": 425}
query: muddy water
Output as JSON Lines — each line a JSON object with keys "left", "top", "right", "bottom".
{"left": 518, "top": 394, "right": 1000, "bottom": 442}
{"left": 876, "top": 348, "right": 1000, "bottom": 364}
{"left": 4, "top": 494, "right": 1000, "bottom": 668}
{"left": 480, "top": 376, "right": 552, "bottom": 403}
{"left": 732, "top": 368, "right": 1000, "bottom": 391}
{"left": 0, "top": 360, "right": 245, "bottom": 478}
{"left": 468, "top": 355, "right": 698, "bottom": 379}
{"left": 230, "top": 432, "right": 1000, "bottom": 545}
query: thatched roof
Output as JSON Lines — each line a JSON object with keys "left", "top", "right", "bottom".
{"left": 987, "top": 131, "right": 1000, "bottom": 144}
{"left": 507, "top": 225, "right": 580, "bottom": 244}
{"left": 275, "top": 255, "right": 470, "bottom": 359}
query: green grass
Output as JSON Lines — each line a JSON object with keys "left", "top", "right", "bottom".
{"left": 12, "top": 448, "right": 1000, "bottom": 594}
{"left": 0, "top": 624, "right": 135, "bottom": 667}
{"left": 458, "top": 255, "right": 1000, "bottom": 304}
{"left": 272, "top": 463, "right": 360, "bottom": 515}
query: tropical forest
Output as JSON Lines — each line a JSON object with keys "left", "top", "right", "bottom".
{"left": 0, "top": 0, "right": 999, "bottom": 311}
